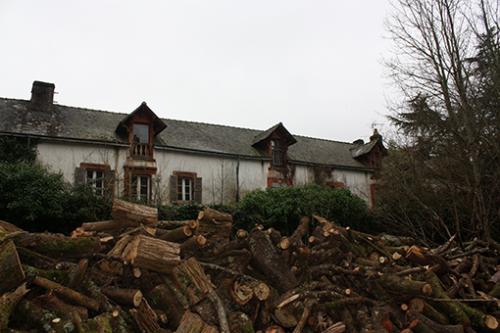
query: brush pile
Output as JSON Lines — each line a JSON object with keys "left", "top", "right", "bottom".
{"left": 0, "top": 199, "right": 499, "bottom": 333}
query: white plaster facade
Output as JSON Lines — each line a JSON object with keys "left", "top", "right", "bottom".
{"left": 36, "top": 139, "right": 375, "bottom": 206}
{"left": 1, "top": 81, "right": 385, "bottom": 209}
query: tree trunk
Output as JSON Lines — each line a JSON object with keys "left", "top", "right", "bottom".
{"left": 110, "top": 234, "right": 181, "bottom": 273}
{"left": 12, "top": 232, "right": 101, "bottom": 259}
{"left": 31, "top": 276, "right": 100, "bottom": 311}
{"left": 159, "top": 225, "right": 193, "bottom": 243}
{"left": 157, "top": 220, "right": 199, "bottom": 230}
{"left": 175, "top": 310, "right": 219, "bottom": 333}
{"left": 112, "top": 199, "right": 158, "bottom": 227}
{"left": 34, "top": 294, "right": 88, "bottom": 320}
{"left": 102, "top": 287, "right": 143, "bottom": 307}
{"left": 149, "top": 284, "right": 186, "bottom": 329}
{"left": 198, "top": 207, "right": 233, "bottom": 223}
{"left": 0, "top": 283, "right": 29, "bottom": 331}
{"left": 248, "top": 230, "right": 298, "bottom": 292}
{"left": 172, "top": 257, "right": 215, "bottom": 306}
{"left": 12, "top": 299, "right": 73, "bottom": 333}
{"left": 181, "top": 235, "right": 208, "bottom": 258}
{"left": 129, "top": 299, "right": 162, "bottom": 333}
{"left": 0, "top": 240, "right": 25, "bottom": 293}
{"left": 80, "top": 220, "right": 123, "bottom": 232}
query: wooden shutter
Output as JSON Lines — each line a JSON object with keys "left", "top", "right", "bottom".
{"left": 74, "top": 167, "right": 86, "bottom": 185}
{"left": 194, "top": 177, "right": 202, "bottom": 204}
{"left": 104, "top": 169, "right": 116, "bottom": 199}
{"left": 169, "top": 175, "right": 178, "bottom": 202}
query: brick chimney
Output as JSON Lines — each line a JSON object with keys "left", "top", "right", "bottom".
{"left": 31, "top": 81, "right": 55, "bottom": 111}
{"left": 370, "top": 128, "right": 381, "bottom": 142}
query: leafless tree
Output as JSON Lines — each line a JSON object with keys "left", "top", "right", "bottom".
{"left": 380, "top": 0, "right": 500, "bottom": 243}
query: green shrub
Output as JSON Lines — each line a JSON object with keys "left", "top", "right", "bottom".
{"left": 62, "top": 185, "right": 112, "bottom": 232}
{"left": 158, "top": 203, "right": 203, "bottom": 220}
{"left": 158, "top": 202, "right": 237, "bottom": 221}
{"left": 0, "top": 136, "right": 37, "bottom": 163}
{"left": 0, "top": 162, "right": 111, "bottom": 233}
{"left": 235, "top": 185, "right": 374, "bottom": 235}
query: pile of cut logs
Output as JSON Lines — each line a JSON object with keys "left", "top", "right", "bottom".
{"left": 0, "top": 199, "right": 499, "bottom": 333}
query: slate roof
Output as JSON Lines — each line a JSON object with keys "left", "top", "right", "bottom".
{"left": 350, "top": 139, "right": 378, "bottom": 158}
{"left": 251, "top": 122, "right": 297, "bottom": 146}
{"left": 0, "top": 98, "right": 374, "bottom": 170}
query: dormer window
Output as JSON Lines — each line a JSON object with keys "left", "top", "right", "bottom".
{"left": 271, "top": 140, "right": 284, "bottom": 166}
{"left": 131, "top": 123, "right": 151, "bottom": 157}
{"left": 252, "top": 123, "right": 297, "bottom": 169}
{"left": 132, "top": 124, "right": 149, "bottom": 144}
{"left": 115, "top": 102, "right": 167, "bottom": 160}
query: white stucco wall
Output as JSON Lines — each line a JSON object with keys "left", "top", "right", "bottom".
{"left": 293, "top": 164, "right": 374, "bottom": 205}
{"left": 36, "top": 141, "right": 128, "bottom": 195}
{"left": 36, "top": 140, "right": 373, "bottom": 206}
{"left": 154, "top": 150, "right": 269, "bottom": 205}
{"left": 331, "top": 169, "right": 373, "bottom": 204}
{"left": 293, "top": 165, "right": 314, "bottom": 186}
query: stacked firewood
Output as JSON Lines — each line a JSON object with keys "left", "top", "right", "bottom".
{"left": 0, "top": 199, "right": 499, "bottom": 333}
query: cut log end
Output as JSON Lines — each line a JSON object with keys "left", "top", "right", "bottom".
{"left": 421, "top": 283, "right": 433, "bottom": 296}
{"left": 279, "top": 238, "right": 290, "bottom": 250}
{"left": 408, "top": 298, "right": 425, "bottom": 313}
{"left": 236, "top": 229, "right": 248, "bottom": 239}
{"left": 485, "top": 315, "right": 498, "bottom": 330}
{"left": 253, "top": 282, "right": 271, "bottom": 301}
{"left": 196, "top": 235, "right": 207, "bottom": 246}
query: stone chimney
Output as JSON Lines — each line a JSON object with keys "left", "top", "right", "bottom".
{"left": 31, "top": 81, "right": 55, "bottom": 111}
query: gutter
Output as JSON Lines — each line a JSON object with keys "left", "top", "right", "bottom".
{"left": 0, "top": 131, "right": 374, "bottom": 173}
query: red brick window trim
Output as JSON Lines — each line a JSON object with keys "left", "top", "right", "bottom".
{"left": 173, "top": 171, "right": 196, "bottom": 202}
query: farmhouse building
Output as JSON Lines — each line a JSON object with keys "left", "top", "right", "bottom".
{"left": 0, "top": 81, "right": 386, "bottom": 206}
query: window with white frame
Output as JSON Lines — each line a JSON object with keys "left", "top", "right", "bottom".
{"left": 86, "top": 169, "right": 104, "bottom": 196}
{"left": 130, "top": 175, "right": 151, "bottom": 202}
{"left": 177, "top": 176, "right": 193, "bottom": 201}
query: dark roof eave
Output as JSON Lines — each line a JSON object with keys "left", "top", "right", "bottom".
{"left": 288, "top": 159, "right": 374, "bottom": 172}
{"left": 0, "top": 131, "right": 129, "bottom": 147}
{"left": 0, "top": 132, "right": 373, "bottom": 172}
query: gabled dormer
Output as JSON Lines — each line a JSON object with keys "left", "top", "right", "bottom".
{"left": 351, "top": 129, "right": 387, "bottom": 170}
{"left": 116, "top": 102, "right": 167, "bottom": 160}
{"left": 252, "top": 122, "right": 297, "bottom": 169}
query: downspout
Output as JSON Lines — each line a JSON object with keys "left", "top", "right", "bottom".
{"left": 221, "top": 161, "right": 224, "bottom": 204}
{"left": 236, "top": 156, "right": 240, "bottom": 202}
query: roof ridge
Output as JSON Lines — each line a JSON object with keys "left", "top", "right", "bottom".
{"left": 294, "top": 134, "right": 354, "bottom": 145}
{"left": 56, "top": 103, "right": 130, "bottom": 116}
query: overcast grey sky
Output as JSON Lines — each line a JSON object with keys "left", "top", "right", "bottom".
{"left": 0, "top": 1, "right": 394, "bottom": 142}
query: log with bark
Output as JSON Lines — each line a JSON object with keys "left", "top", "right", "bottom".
{"left": 110, "top": 234, "right": 181, "bottom": 273}
{"left": 248, "top": 230, "right": 298, "bottom": 292}
{"left": 31, "top": 276, "right": 100, "bottom": 311}
{"left": 2, "top": 204, "right": 500, "bottom": 333}
{"left": 12, "top": 232, "right": 101, "bottom": 258}
{"left": 0, "top": 240, "right": 25, "bottom": 293}
{"left": 176, "top": 310, "right": 219, "bottom": 333}
{"left": 0, "top": 283, "right": 29, "bottom": 331}
{"left": 112, "top": 199, "right": 158, "bottom": 227}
